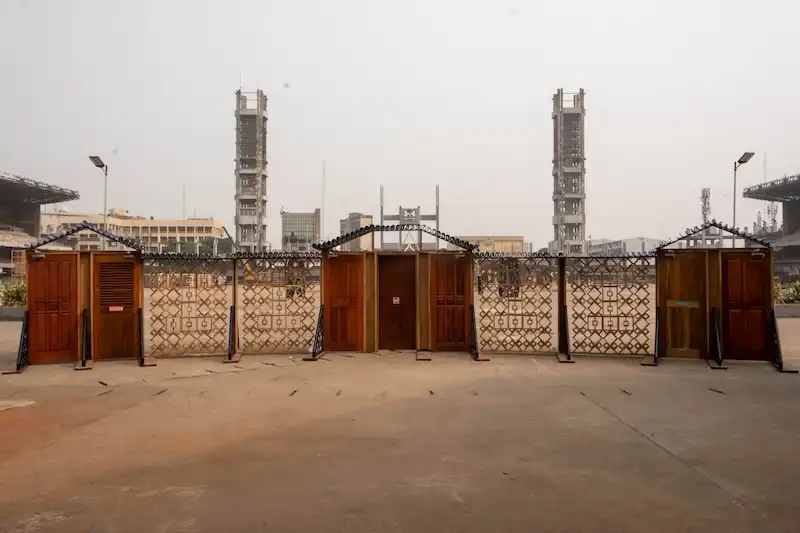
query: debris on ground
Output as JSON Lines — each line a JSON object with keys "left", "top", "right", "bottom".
{"left": 155, "top": 388, "right": 168, "bottom": 396}
{"left": 709, "top": 387, "right": 726, "bottom": 395}
{"left": 289, "top": 389, "right": 298, "bottom": 396}
{"left": 205, "top": 369, "right": 219, "bottom": 374}
{"left": 97, "top": 381, "right": 108, "bottom": 387}
{"left": 621, "top": 389, "right": 632, "bottom": 396}
{"left": 97, "top": 390, "right": 113, "bottom": 397}
{"left": 336, "top": 390, "right": 342, "bottom": 396}
{"left": 429, "top": 390, "right": 435, "bottom": 396}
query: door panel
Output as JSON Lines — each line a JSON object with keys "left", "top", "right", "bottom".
{"left": 663, "top": 252, "right": 706, "bottom": 358}
{"left": 722, "top": 253, "right": 770, "bottom": 360}
{"left": 324, "top": 255, "right": 363, "bottom": 351}
{"left": 378, "top": 255, "right": 416, "bottom": 350}
{"left": 93, "top": 254, "right": 141, "bottom": 360}
{"left": 28, "top": 253, "right": 78, "bottom": 364}
{"left": 430, "top": 254, "right": 470, "bottom": 351}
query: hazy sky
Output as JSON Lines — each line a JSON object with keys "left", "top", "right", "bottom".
{"left": 1, "top": 0, "right": 798, "bottom": 247}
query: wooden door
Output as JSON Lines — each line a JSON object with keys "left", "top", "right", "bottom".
{"left": 92, "top": 254, "right": 141, "bottom": 360}
{"left": 430, "top": 254, "right": 471, "bottom": 352}
{"left": 722, "top": 252, "right": 770, "bottom": 361}
{"left": 378, "top": 255, "right": 416, "bottom": 350}
{"left": 662, "top": 251, "right": 706, "bottom": 358}
{"left": 324, "top": 254, "right": 363, "bottom": 351}
{"left": 27, "top": 253, "right": 78, "bottom": 364}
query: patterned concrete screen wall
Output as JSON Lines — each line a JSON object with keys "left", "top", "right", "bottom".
{"left": 566, "top": 256, "right": 655, "bottom": 355}
{"left": 237, "top": 256, "right": 321, "bottom": 354}
{"left": 143, "top": 258, "right": 233, "bottom": 357}
{"left": 474, "top": 255, "right": 558, "bottom": 353}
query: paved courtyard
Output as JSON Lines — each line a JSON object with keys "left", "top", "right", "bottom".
{"left": 1, "top": 321, "right": 799, "bottom": 532}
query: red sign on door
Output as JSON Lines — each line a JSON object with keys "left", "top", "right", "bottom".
{"left": 109, "top": 306, "right": 124, "bottom": 312}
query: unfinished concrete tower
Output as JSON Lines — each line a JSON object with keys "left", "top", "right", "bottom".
{"left": 550, "top": 88, "right": 586, "bottom": 255}
{"left": 234, "top": 89, "right": 268, "bottom": 252}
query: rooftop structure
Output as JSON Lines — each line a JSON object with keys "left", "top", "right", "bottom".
{"left": 380, "top": 185, "right": 440, "bottom": 250}
{"left": 234, "top": 89, "right": 269, "bottom": 252}
{"left": 0, "top": 171, "right": 80, "bottom": 238}
{"left": 550, "top": 88, "right": 587, "bottom": 255}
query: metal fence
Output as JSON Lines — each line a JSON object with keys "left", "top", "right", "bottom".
{"left": 474, "top": 255, "right": 558, "bottom": 353}
{"left": 474, "top": 254, "right": 655, "bottom": 356}
{"left": 143, "top": 253, "right": 321, "bottom": 357}
{"left": 141, "top": 252, "right": 654, "bottom": 358}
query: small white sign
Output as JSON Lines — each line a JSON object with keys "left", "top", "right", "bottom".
{"left": 392, "top": 297, "right": 400, "bottom": 305}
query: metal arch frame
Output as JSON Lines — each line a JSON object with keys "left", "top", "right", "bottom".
{"left": 313, "top": 224, "right": 477, "bottom": 252}
{"left": 30, "top": 221, "right": 144, "bottom": 251}
{"left": 654, "top": 220, "right": 772, "bottom": 251}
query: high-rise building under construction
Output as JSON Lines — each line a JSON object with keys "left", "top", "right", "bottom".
{"left": 234, "top": 89, "right": 268, "bottom": 252}
{"left": 550, "top": 88, "right": 586, "bottom": 255}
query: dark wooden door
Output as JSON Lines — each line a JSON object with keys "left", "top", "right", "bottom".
{"left": 722, "top": 252, "right": 770, "bottom": 361}
{"left": 378, "top": 255, "right": 416, "bottom": 350}
{"left": 430, "top": 254, "right": 471, "bottom": 351}
{"left": 662, "top": 251, "right": 706, "bottom": 358}
{"left": 324, "top": 254, "right": 363, "bottom": 351}
{"left": 93, "top": 254, "right": 141, "bottom": 360}
{"left": 27, "top": 253, "right": 78, "bottom": 364}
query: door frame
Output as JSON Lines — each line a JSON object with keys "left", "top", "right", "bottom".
{"left": 376, "top": 252, "right": 417, "bottom": 350}
{"left": 658, "top": 250, "right": 708, "bottom": 359}
{"left": 91, "top": 252, "right": 143, "bottom": 360}
{"left": 720, "top": 250, "right": 771, "bottom": 361}
{"left": 429, "top": 252, "right": 473, "bottom": 352}
{"left": 322, "top": 252, "right": 365, "bottom": 352}
{"left": 26, "top": 251, "right": 81, "bottom": 364}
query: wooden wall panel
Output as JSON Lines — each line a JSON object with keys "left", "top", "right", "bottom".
{"left": 417, "top": 253, "right": 431, "bottom": 351}
{"left": 364, "top": 252, "right": 377, "bottom": 352}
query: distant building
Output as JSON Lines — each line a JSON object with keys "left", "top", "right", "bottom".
{"left": 587, "top": 237, "right": 661, "bottom": 256}
{"left": 281, "top": 208, "right": 321, "bottom": 252}
{"left": 40, "top": 208, "right": 230, "bottom": 253}
{"left": 447, "top": 236, "right": 525, "bottom": 253}
{"left": 339, "top": 213, "right": 374, "bottom": 251}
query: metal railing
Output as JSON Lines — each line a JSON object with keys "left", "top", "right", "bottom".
{"left": 469, "top": 304, "right": 479, "bottom": 361}
{"left": 305, "top": 305, "right": 325, "bottom": 361}
{"left": 79, "top": 308, "right": 91, "bottom": 368}
{"left": 710, "top": 307, "right": 725, "bottom": 368}
{"left": 14, "top": 311, "right": 29, "bottom": 372}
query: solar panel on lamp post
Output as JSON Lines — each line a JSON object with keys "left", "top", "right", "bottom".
{"left": 89, "top": 156, "right": 108, "bottom": 250}
{"left": 733, "top": 152, "right": 755, "bottom": 247}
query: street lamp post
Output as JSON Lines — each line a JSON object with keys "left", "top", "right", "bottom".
{"left": 733, "top": 152, "right": 755, "bottom": 247}
{"left": 89, "top": 156, "right": 108, "bottom": 250}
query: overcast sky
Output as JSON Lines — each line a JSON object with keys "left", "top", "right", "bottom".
{"left": 1, "top": 0, "right": 798, "bottom": 247}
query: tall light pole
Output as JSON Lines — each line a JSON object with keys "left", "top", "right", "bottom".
{"left": 733, "top": 152, "right": 754, "bottom": 247}
{"left": 89, "top": 156, "right": 108, "bottom": 250}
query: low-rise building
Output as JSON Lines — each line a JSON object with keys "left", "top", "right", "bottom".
{"left": 339, "top": 213, "right": 374, "bottom": 251}
{"left": 447, "top": 236, "right": 525, "bottom": 253}
{"left": 40, "top": 208, "right": 231, "bottom": 253}
{"left": 588, "top": 236, "right": 661, "bottom": 256}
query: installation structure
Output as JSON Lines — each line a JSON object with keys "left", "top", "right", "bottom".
{"left": 550, "top": 88, "right": 587, "bottom": 255}
{"left": 234, "top": 88, "right": 268, "bottom": 252}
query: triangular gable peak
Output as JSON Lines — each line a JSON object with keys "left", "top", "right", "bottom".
{"left": 313, "top": 224, "right": 477, "bottom": 252}
{"left": 655, "top": 220, "right": 771, "bottom": 251}
{"left": 30, "top": 221, "right": 144, "bottom": 252}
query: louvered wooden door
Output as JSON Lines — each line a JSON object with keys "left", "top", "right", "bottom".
{"left": 92, "top": 254, "right": 141, "bottom": 360}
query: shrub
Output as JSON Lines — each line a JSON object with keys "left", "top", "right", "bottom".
{"left": 0, "top": 281, "right": 27, "bottom": 307}
{"left": 774, "top": 281, "right": 800, "bottom": 304}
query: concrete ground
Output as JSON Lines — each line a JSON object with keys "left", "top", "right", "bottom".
{"left": 1, "top": 324, "right": 800, "bottom": 532}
